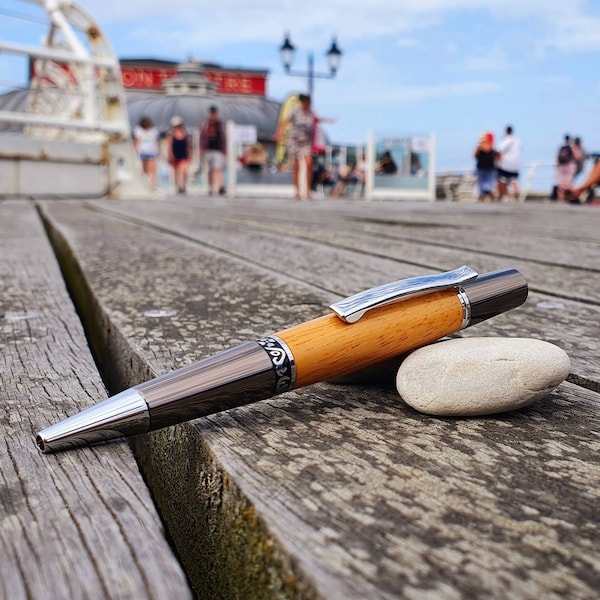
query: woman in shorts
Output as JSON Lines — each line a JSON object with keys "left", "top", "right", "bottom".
{"left": 133, "top": 116, "right": 159, "bottom": 188}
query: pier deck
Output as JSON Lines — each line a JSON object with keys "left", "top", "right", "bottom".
{"left": 2, "top": 196, "right": 599, "bottom": 599}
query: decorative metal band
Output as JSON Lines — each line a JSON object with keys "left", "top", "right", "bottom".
{"left": 456, "top": 288, "right": 471, "bottom": 329}
{"left": 256, "top": 335, "right": 295, "bottom": 394}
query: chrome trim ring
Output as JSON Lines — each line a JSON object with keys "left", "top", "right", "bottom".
{"left": 456, "top": 288, "right": 471, "bottom": 329}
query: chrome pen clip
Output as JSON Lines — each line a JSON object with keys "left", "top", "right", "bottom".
{"left": 330, "top": 265, "right": 478, "bottom": 323}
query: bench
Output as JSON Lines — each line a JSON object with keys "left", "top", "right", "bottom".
{"left": 3, "top": 196, "right": 599, "bottom": 599}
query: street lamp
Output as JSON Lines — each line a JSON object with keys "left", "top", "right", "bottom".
{"left": 279, "top": 33, "right": 342, "bottom": 98}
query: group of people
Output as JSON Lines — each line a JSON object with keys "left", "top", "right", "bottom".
{"left": 474, "top": 126, "right": 522, "bottom": 202}
{"left": 274, "top": 94, "right": 401, "bottom": 199}
{"left": 133, "top": 106, "right": 227, "bottom": 195}
{"left": 134, "top": 93, "right": 416, "bottom": 200}
{"left": 474, "top": 125, "right": 596, "bottom": 204}
{"left": 314, "top": 150, "right": 401, "bottom": 198}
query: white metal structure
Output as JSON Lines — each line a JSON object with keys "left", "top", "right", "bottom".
{"left": 0, "top": 0, "right": 155, "bottom": 198}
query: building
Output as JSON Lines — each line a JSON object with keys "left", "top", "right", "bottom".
{"left": 120, "top": 58, "right": 282, "bottom": 145}
{"left": 0, "top": 57, "right": 283, "bottom": 145}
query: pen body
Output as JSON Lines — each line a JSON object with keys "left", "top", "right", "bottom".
{"left": 111, "top": 289, "right": 464, "bottom": 432}
{"left": 36, "top": 268, "right": 527, "bottom": 452}
{"left": 278, "top": 288, "right": 464, "bottom": 388}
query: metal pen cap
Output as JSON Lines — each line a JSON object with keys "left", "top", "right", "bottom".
{"left": 460, "top": 268, "right": 528, "bottom": 326}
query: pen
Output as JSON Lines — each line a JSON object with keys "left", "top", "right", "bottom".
{"left": 36, "top": 266, "right": 527, "bottom": 453}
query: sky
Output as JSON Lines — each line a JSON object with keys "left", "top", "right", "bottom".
{"left": 1, "top": 0, "right": 600, "bottom": 181}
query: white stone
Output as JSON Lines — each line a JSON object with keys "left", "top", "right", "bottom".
{"left": 396, "top": 337, "right": 571, "bottom": 416}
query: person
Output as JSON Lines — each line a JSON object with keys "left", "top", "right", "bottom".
{"left": 242, "top": 142, "right": 268, "bottom": 172}
{"left": 572, "top": 158, "right": 600, "bottom": 202}
{"left": 311, "top": 154, "right": 336, "bottom": 194}
{"left": 573, "top": 136, "right": 586, "bottom": 179}
{"left": 410, "top": 152, "right": 423, "bottom": 176}
{"left": 199, "top": 105, "right": 227, "bottom": 195}
{"left": 375, "top": 150, "right": 398, "bottom": 174}
{"left": 555, "top": 135, "right": 577, "bottom": 201}
{"left": 331, "top": 155, "right": 366, "bottom": 197}
{"left": 496, "top": 125, "right": 521, "bottom": 201}
{"left": 275, "top": 93, "right": 318, "bottom": 200}
{"left": 166, "top": 116, "right": 191, "bottom": 195}
{"left": 474, "top": 132, "right": 498, "bottom": 201}
{"left": 133, "top": 116, "right": 159, "bottom": 188}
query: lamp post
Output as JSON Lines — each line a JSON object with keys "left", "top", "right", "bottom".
{"left": 279, "top": 33, "right": 342, "bottom": 98}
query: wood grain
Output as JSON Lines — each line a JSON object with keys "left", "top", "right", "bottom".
{"left": 37, "top": 198, "right": 600, "bottom": 599}
{"left": 0, "top": 200, "right": 191, "bottom": 599}
{"left": 278, "top": 290, "right": 464, "bottom": 387}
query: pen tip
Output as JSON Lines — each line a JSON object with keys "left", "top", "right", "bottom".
{"left": 36, "top": 388, "right": 150, "bottom": 453}
{"left": 36, "top": 434, "right": 48, "bottom": 453}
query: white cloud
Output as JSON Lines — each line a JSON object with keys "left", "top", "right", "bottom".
{"left": 71, "top": 0, "right": 600, "bottom": 60}
{"left": 463, "top": 49, "right": 513, "bottom": 72}
{"left": 396, "top": 38, "right": 422, "bottom": 48}
{"left": 543, "top": 15, "right": 600, "bottom": 53}
{"left": 303, "top": 49, "right": 502, "bottom": 109}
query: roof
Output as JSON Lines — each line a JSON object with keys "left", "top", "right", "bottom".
{"left": 0, "top": 89, "right": 283, "bottom": 141}
{"left": 127, "top": 93, "right": 282, "bottom": 139}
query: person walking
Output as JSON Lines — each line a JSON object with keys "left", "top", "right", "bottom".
{"left": 496, "top": 125, "right": 521, "bottom": 201}
{"left": 133, "top": 116, "right": 159, "bottom": 189}
{"left": 199, "top": 106, "right": 227, "bottom": 196}
{"left": 275, "top": 93, "right": 318, "bottom": 200}
{"left": 474, "top": 132, "right": 498, "bottom": 201}
{"left": 573, "top": 136, "right": 586, "bottom": 179}
{"left": 555, "top": 135, "right": 577, "bottom": 201}
{"left": 167, "top": 116, "right": 191, "bottom": 195}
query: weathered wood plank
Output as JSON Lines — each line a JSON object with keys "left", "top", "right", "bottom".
{"left": 87, "top": 198, "right": 600, "bottom": 296}
{"left": 0, "top": 200, "right": 191, "bottom": 599}
{"left": 137, "top": 198, "right": 600, "bottom": 270}
{"left": 84, "top": 199, "right": 600, "bottom": 389}
{"left": 39, "top": 199, "right": 600, "bottom": 599}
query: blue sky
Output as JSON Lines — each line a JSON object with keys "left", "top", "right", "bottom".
{"left": 1, "top": 0, "right": 600, "bottom": 178}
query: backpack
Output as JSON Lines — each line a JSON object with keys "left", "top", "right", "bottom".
{"left": 557, "top": 144, "right": 574, "bottom": 165}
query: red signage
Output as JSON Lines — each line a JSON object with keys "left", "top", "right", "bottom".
{"left": 120, "top": 65, "right": 267, "bottom": 96}
{"left": 204, "top": 71, "right": 266, "bottom": 96}
{"left": 121, "top": 67, "right": 177, "bottom": 91}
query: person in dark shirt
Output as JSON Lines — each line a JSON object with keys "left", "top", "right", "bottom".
{"left": 167, "top": 116, "right": 191, "bottom": 194}
{"left": 375, "top": 151, "right": 398, "bottom": 174}
{"left": 199, "top": 106, "right": 227, "bottom": 195}
{"left": 474, "top": 132, "right": 498, "bottom": 201}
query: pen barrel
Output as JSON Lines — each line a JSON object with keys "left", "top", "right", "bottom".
{"left": 136, "top": 339, "right": 294, "bottom": 430}
{"left": 277, "top": 288, "right": 464, "bottom": 388}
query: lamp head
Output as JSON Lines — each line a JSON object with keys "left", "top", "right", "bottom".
{"left": 279, "top": 33, "right": 295, "bottom": 72}
{"left": 326, "top": 37, "right": 342, "bottom": 73}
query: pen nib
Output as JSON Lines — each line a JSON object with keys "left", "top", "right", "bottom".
{"left": 36, "top": 388, "right": 150, "bottom": 453}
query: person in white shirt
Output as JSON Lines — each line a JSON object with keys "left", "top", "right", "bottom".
{"left": 496, "top": 125, "right": 522, "bottom": 201}
{"left": 133, "top": 116, "right": 160, "bottom": 188}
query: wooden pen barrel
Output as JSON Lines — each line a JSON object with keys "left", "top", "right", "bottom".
{"left": 276, "top": 288, "right": 464, "bottom": 388}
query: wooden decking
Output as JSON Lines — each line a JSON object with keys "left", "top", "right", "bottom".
{"left": 2, "top": 196, "right": 599, "bottom": 599}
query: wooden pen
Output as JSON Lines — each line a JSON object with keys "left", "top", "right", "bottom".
{"left": 37, "top": 266, "right": 527, "bottom": 453}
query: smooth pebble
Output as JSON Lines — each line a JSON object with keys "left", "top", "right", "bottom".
{"left": 396, "top": 337, "right": 571, "bottom": 416}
